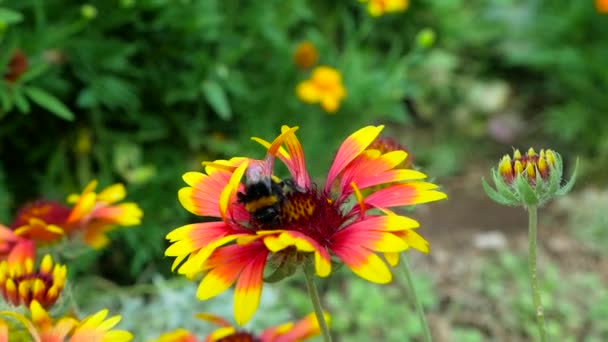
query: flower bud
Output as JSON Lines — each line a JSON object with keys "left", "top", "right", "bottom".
{"left": 483, "top": 148, "right": 577, "bottom": 207}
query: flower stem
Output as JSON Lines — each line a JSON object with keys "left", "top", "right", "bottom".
{"left": 527, "top": 205, "right": 547, "bottom": 342}
{"left": 400, "top": 254, "right": 432, "bottom": 342}
{"left": 304, "top": 269, "right": 332, "bottom": 342}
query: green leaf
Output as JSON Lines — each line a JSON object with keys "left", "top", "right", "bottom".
{"left": 201, "top": 80, "right": 231, "bottom": 120}
{"left": 19, "top": 62, "right": 50, "bottom": 83}
{"left": 24, "top": 86, "right": 75, "bottom": 121}
{"left": 556, "top": 158, "right": 579, "bottom": 196}
{"left": 13, "top": 88, "right": 30, "bottom": 113}
{"left": 481, "top": 177, "right": 511, "bottom": 206}
{"left": 0, "top": 8, "right": 23, "bottom": 25}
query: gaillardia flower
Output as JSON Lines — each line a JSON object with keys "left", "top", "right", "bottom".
{"left": 293, "top": 41, "right": 318, "bottom": 69}
{"left": 359, "top": 0, "right": 409, "bottom": 17}
{"left": 0, "top": 225, "right": 35, "bottom": 264}
{"left": 65, "top": 180, "right": 143, "bottom": 248}
{"left": 0, "top": 300, "right": 133, "bottom": 341}
{"left": 296, "top": 66, "right": 346, "bottom": 113}
{"left": 166, "top": 125, "right": 446, "bottom": 324}
{"left": 0, "top": 254, "right": 66, "bottom": 309}
{"left": 154, "top": 312, "right": 328, "bottom": 342}
{"left": 10, "top": 200, "right": 70, "bottom": 244}
{"left": 482, "top": 148, "right": 577, "bottom": 207}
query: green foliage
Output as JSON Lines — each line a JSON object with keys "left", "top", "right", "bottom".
{"left": 470, "top": 252, "right": 608, "bottom": 341}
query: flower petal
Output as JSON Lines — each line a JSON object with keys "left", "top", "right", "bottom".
{"left": 262, "top": 231, "right": 331, "bottom": 277}
{"left": 97, "top": 184, "right": 127, "bottom": 204}
{"left": 330, "top": 243, "right": 392, "bottom": 284}
{"left": 233, "top": 249, "right": 267, "bottom": 325}
{"left": 363, "top": 182, "right": 447, "bottom": 209}
{"left": 325, "top": 125, "right": 384, "bottom": 192}
{"left": 219, "top": 161, "right": 248, "bottom": 221}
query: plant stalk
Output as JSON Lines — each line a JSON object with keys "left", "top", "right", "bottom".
{"left": 401, "top": 253, "right": 432, "bottom": 342}
{"left": 304, "top": 269, "right": 332, "bottom": 342}
{"left": 527, "top": 205, "right": 547, "bottom": 341}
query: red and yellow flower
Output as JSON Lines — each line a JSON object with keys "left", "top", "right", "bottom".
{"left": 359, "top": 0, "right": 409, "bottom": 17}
{"left": 166, "top": 125, "right": 446, "bottom": 324}
{"left": 65, "top": 180, "right": 143, "bottom": 248}
{"left": 0, "top": 300, "right": 133, "bottom": 341}
{"left": 0, "top": 254, "right": 66, "bottom": 309}
{"left": 10, "top": 200, "right": 70, "bottom": 244}
{"left": 154, "top": 312, "right": 328, "bottom": 342}
{"left": 296, "top": 66, "right": 346, "bottom": 113}
{"left": 0, "top": 225, "right": 35, "bottom": 264}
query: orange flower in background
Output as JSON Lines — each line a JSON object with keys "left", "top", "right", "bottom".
{"left": 360, "top": 0, "right": 409, "bottom": 17}
{"left": 596, "top": 0, "right": 608, "bottom": 13}
{"left": 293, "top": 41, "right": 318, "bottom": 69}
{"left": 0, "top": 254, "right": 66, "bottom": 309}
{"left": 296, "top": 66, "right": 346, "bottom": 113}
{"left": 166, "top": 125, "right": 445, "bottom": 324}
{"left": 0, "top": 225, "right": 35, "bottom": 264}
{"left": 0, "top": 300, "right": 133, "bottom": 341}
{"left": 65, "top": 180, "right": 143, "bottom": 248}
{"left": 154, "top": 312, "right": 328, "bottom": 342}
{"left": 3, "top": 49, "right": 28, "bottom": 83}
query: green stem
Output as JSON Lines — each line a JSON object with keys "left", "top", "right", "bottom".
{"left": 303, "top": 269, "right": 332, "bottom": 342}
{"left": 401, "top": 254, "right": 432, "bottom": 342}
{"left": 528, "top": 205, "right": 547, "bottom": 341}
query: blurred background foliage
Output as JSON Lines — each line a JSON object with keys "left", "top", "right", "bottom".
{"left": 1, "top": 0, "right": 607, "bottom": 340}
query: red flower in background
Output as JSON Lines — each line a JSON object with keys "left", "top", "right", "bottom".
{"left": 3, "top": 49, "right": 28, "bottom": 83}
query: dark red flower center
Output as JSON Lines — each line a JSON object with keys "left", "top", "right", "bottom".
{"left": 274, "top": 188, "right": 347, "bottom": 246}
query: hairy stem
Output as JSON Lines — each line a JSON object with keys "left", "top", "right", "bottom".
{"left": 401, "top": 254, "right": 432, "bottom": 342}
{"left": 528, "top": 205, "right": 547, "bottom": 341}
{"left": 304, "top": 269, "right": 332, "bottom": 342}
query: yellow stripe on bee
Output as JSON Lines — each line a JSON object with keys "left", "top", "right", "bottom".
{"left": 245, "top": 196, "right": 278, "bottom": 213}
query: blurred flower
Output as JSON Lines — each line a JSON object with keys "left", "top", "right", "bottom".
{"left": 368, "top": 135, "right": 413, "bottom": 168}
{"left": 293, "top": 41, "right": 318, "bottom": 69}
{"left": 166, "top": 125, "right": 445, "bottom": 324}
{"left": 296, "top": 66, "right": 346, "bottom": 113}
{"left": 0, "top": 254, "right": 66, "bottom": 309}
{"left": 3, "top": 49, "right": 28, "bottom": 83}
{"left": 0, "top": 300, "right": 132, "bottom": 341}
{"left": 0, "top": 225, "right": 35, "bottom": 264}
{"left": 65, "top": 180, "right": 143, "bottom": 248}
{"left": 360, "top": 0, "right": 409, "bottom": 17}
{"left": 154, "top": 312, "right": 328, "bottom": 342}
{"left": 596, "top": 0, "right": 608, "bottom": 13}
{"left": 11, "top": 200, "right": 70, "bottom": 244}
{"left": 483, "top": 148, "right": 577, "bottom": 207}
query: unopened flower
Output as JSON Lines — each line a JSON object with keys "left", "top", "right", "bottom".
{"left": 0, "top": 225, "right": 35, "bottom": 264}
{"left": 483, "top": 148, "right": 577, "bottom": 207}
{"left": 154, "top": 312, "right": 328, "bottom": 342}
{"left": 0, "top": 300, "right": 133, "bottom": 341}
{"left": 0, "top": 254, "right": 66, "bottom": 309}
{"left": 296, "top": 66, "right": 346, "bottom": 113}
{"left": 166, "top": 125, "right": 445, "bottom": 324}
{"left": 293, "top": 41, "right": 318, "bottom": 69}
{"left": 3, "top": 49, "right": 28, "bottom": 83}
{"left": 65, "top": 180, "right": 143, "bottom": 248}
{"left": 360, "top": 0, "right": 409, "bottom": 17}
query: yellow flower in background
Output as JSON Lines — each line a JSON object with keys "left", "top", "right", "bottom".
{"left": 65, "top": 180, "right": 143, "bottom": 248}
{"left": 0, "top": 254, "right": 66, "bottom": 309}
{"left": 0, "top": 300, "right": 133, "bottom": 341}
{"left": 296, "top": 66, "right": 347, "bottom": 113}
{"left": 360, "top": 0, "right": 409, "bottom": 17}
{"left": 293, "top": 41, "right": 319, "bottom": 69}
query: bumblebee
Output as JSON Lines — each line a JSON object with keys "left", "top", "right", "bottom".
{"left": 237, "top": 160, "right": 292, "bottom": 226}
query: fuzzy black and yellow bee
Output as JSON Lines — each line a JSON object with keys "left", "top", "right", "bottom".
{"left": 237, "top": 159, "right": 294, "bottom": 227}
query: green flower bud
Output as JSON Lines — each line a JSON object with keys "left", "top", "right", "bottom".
{"left": 81, "top": 4, "right": 98, "bottom": 19}
{"left": 482, "top": 148, "right": 578, "bottom": 207}
{"left": 416, "top": 28, "right": 436, "bottom": 48}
